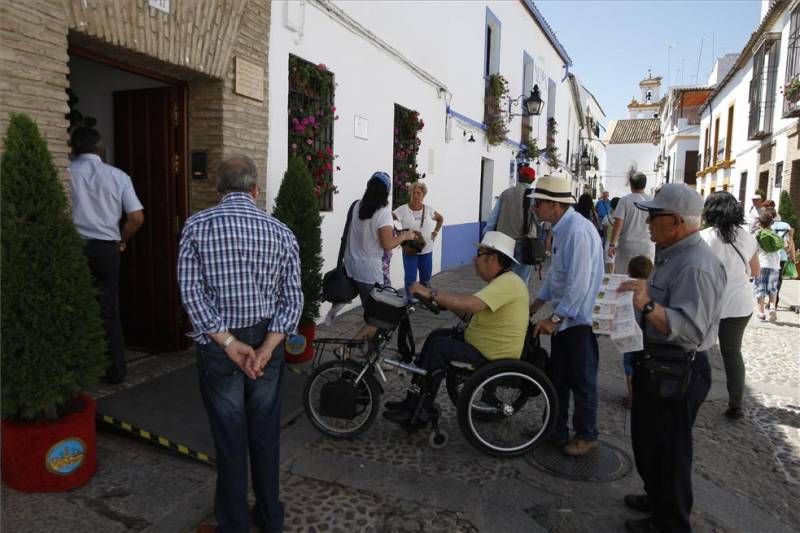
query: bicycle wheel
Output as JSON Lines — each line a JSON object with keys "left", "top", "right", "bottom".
{"left": 303, "top": 359, "right": 380, "bottom": 438}
{"left": 457, "top": 360, "right": 558, "bottom": 457}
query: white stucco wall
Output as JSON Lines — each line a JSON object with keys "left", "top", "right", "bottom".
{"left": 267, "top": 0, "right": 580, "bottom": 302}
{"left": 603, "top": 143, "right": 659, "bottom": 199}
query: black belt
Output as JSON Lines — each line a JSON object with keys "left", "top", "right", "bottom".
{"left": 87, "top": 239, "right": 118, "bottom": 244}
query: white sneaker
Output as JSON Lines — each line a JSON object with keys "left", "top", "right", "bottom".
{"left": 768, "top": 306, "right": 777, "bottom": 322}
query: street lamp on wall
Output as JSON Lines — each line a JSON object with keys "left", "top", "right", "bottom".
{"left": 580, "top": 147, "right": 590, "bottom": 168}
{"left": 507, "top": 84, "right": 544, "bottom": 121}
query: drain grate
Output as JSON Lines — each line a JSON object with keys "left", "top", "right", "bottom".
{"left": 526, "top": 440, "right": 632, "bottom": 482}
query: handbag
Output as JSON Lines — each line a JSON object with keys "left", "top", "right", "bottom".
{"left": 519, "top": 195, "right": 546, "bottom": 265}
{"left": 322, "top": 201, "right": 359, "bottom": 303}
{"left": 634, "top": 314, "right": 695, "bottom": 402}
{"left": 783, "top": 260, "right": 798, "bottom": 279}
{"left": 401, "top": 205, "right": 426, "bottom": 256}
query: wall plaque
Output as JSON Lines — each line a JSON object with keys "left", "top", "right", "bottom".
{"left": 234, "top": 57, "right": 264, "bottom": 102}
{"left": 148, "top": 0, "right": 170, "bottom": 14}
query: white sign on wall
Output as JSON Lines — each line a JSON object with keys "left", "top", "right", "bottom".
{"left": 148, "top": 0, "right": 170, "bottom": 14}
{"left": 354, "top": 115, "right": 368, "bottom": 140}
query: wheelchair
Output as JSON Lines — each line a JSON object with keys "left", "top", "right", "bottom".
{"left": 302, "top": 285, "right": 559, "bottom": 457}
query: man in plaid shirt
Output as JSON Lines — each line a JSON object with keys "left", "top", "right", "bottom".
{"left": 178, "top": 156, "right": 302, "bottom": 533}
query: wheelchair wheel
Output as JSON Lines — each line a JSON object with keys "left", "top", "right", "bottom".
{"left": 457, "top": 360, "right": 558, "bottom": 457}
{"left": 303, "top": 359, "right": 380, "bottom": 438}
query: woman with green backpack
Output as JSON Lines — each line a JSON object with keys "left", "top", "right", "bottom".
{"left": 754, "top": 211, "right": 784, "bottom": 321}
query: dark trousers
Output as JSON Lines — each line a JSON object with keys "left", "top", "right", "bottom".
{"left": 718, "top": 315, "right": 750, "bottom": 409}
{"left": 84, "top": 240, "right": 126, "bottom": 382}
{"left": 417, "top": 328, "right": 486, "bottom": 402}
{"left": 546, "top": 325, "right": 599, "bottom": 442}
{"left": 631, "top": 352, "right": 711, "bottom": 533}
{"left": 196, "top": 319, "right": 285, "bottom": 533}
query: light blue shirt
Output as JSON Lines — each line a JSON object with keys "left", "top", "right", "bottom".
{"left": 69, "top": 154, "right": 143, "bottom": 241}
{"left": 772, "top": 220, "right": 791, "bottom": 262}
{"left": 538, "top": 207, "right": 604, "bottom": 331}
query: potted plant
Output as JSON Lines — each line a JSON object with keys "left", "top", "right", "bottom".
{"left": 545, "top": 117, "right": 561, "bottom": 170}
{"left": 782, "top": 77, "right": 800, "bottom": 104}
{"left": 1, "top": 113, "right": 107, "bottom": 492}
{"left": 273, "top": 156, "right": 323, "bottom": 363}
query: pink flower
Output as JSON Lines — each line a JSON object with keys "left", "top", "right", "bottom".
{"left": 318, "top": 63, "right": 327, "bottom": 70}
{"left": 306, "top": 138, "right": 313, "bottom": 145}
{"left": 291, "top": 143, "right": 297, "bottom": 150}
{"left": 306, "top": 155, "right": 312, "bottom": 161}
{"left": 331, "top": 106, "right": 336, "bottom": 112}
{"left": 308, "top": 115, "right": 316, "bottom": 125}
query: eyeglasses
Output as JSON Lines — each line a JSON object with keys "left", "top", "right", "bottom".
{"left": 476, "top": 250, "right": 496, "bottom": 258}
{"left": 534, "top": 198, "right": 551, "bottom": 207}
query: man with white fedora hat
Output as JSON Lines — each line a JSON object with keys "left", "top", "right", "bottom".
{"left": 528, "top": 175, "right": 604, "bottom": 456}
{"left": 383, "top": 231, "right": 530, "bottom": 426}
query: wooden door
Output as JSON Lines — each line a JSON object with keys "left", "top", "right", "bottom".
{"left": 114, "top": 87, "right": 187, "bottom": 351}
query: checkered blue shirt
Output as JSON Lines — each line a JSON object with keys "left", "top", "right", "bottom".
{"left": 178, "top": 192, "right": 303, "bottom": 344}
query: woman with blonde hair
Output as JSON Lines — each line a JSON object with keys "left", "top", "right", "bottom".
{"left": 393, "top": 181, "right": 444, "bottom": 300}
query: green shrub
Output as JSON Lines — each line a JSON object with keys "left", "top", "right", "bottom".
{"left": 1, "top": 114, "right": 107, "bottom": 421}
{"left": 272, "top": 156, "right": 323, "bottom": 324}
{"left": 778, "top": 190, "right": 800, "bottom": 249}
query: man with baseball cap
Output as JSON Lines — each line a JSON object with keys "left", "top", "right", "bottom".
{"left": 528, "top": 176, "right": 604, "bottom": 457}
{"left": 483, "top": 164, "right": 539, "bottom": 283}
{"left": 383, "top": 231, "right": 530, "bottom": 426}
{"left": 617, "top": 183, "right": 726, "bottom": 533}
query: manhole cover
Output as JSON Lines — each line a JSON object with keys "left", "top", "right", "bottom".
{"left": 526, "top": 440, "right": 632, "bottom": 482}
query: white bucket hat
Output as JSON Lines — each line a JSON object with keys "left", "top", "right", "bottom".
{"left": 475, "top": 231, "right": 519, "bottom": 264}
{"left": 527, "top": 175, "right": 574, "bottom": 203}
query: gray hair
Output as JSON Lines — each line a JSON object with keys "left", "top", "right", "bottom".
{"left": 409, "top": 181, "right": 428, "bottom": 196}
{"left": 217, "top": 155, "right": 258, "bottom": 193}
{"left": 682, "top": 215, "right": 701, "bottom": 229}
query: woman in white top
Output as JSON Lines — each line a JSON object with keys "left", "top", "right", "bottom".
{"left": 392, "top": 182, "right": 444, "bottom": 300}
{"left": 344, "top": 172, "right": 414, "bottom": 339}
{"left": 700, "top": 192, "right": 760, "bottom": 420}
{"left": 754, "top": 210, "right": 782, "bottom": 322}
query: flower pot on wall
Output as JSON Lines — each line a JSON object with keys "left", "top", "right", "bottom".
{"left": 1, "top": 394, "right": 97, "bottom": 492}
{"left": 285, "top": 322, "right": 316, "bottom": 364}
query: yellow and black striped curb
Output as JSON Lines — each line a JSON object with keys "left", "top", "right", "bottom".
{"left": 96, "top": 414, "right": 215, "bottom": 466}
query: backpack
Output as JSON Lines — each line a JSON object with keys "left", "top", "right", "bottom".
{"left": 756, "top": 228, "right": 785, "bottom": 253}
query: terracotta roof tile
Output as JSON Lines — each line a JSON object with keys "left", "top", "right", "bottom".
{"left": 608, "top": 119, "right": 660, "bottom": 144}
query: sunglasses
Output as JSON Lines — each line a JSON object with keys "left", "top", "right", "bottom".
{"left": 476, "top": 250, "right": 496, "bottom": 258}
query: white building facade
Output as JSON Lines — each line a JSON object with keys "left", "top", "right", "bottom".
{"left": 655, "top": 87, "right": 711, "bottom": 190}
{"left": 267, "top": 0, "right": 590, "bottom": 301}
{"left": 696, "top": 0, "right": 800, "bottom": 211}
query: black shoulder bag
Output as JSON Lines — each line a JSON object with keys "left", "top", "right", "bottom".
{"left": 634, "top": 313, "right": 696, "bottom": 402}
{"left": 322, "top": 201, "right": 359, "bottom": 303}
{"left": 519, "top": 194, "right": 546, "bottom": 265}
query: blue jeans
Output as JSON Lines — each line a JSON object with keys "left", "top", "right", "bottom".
{"left": 196, "top": 319, "right": 285, "bottom": 533}
{"left": 402, "top": 251, "right": 433, "bottom": 298}
{"left": 546, "top": 325, "right": 599, "bottom": 442}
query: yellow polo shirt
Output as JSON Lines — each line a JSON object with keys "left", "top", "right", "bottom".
{"left": 464, "top": 271, "right": 529, "bottom": 360}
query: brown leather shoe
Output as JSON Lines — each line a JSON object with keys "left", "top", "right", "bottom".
{"left": 563, "top": 438, "right": 599, "bottom": 456}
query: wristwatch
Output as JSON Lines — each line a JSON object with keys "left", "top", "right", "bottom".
{"left": 221, "top": 334, "right": 236, "bottom": 348}
{"left": 549, "top": 313, "right": 563, "bottom": 324}
{"left": 641, "top": 300, "right": 656, "bottom": 316}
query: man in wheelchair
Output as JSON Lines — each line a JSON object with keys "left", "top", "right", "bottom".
{"left": 383, "top": 231, "right": 530, "bottom": 426}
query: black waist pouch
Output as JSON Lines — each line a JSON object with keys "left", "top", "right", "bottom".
{"left": 635, "top": 343, "right": 695, "bottom": 401}
{"left": 319, "top": 379, "right": 358, "bottom": 419}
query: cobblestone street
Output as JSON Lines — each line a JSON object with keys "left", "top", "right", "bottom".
{"left": 270, "top": 264, "right": 800, "bottom": 533}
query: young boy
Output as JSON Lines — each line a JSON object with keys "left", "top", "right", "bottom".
{"left": 622, "top": 255, "right": 654, "bottom": 408}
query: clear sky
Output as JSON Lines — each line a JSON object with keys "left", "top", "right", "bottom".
{"left": 534, "top": 0, "right": 762, "bottom": 122}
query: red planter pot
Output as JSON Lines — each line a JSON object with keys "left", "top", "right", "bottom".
{"left": 285, "top": 322, "right": 316, "bottom": 363}
{"left": 1, "top": 393, "right": 97, "bottom": 492}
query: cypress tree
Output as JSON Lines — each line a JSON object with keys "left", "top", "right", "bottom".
{"left": 1, "top": 113, "right": 106, "bottom": 421}
{"left": 272, "top": 156, "right": 323, "bottom": 324}
{"left": 779, "top": 190, "right": 799, "bottom": 249}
